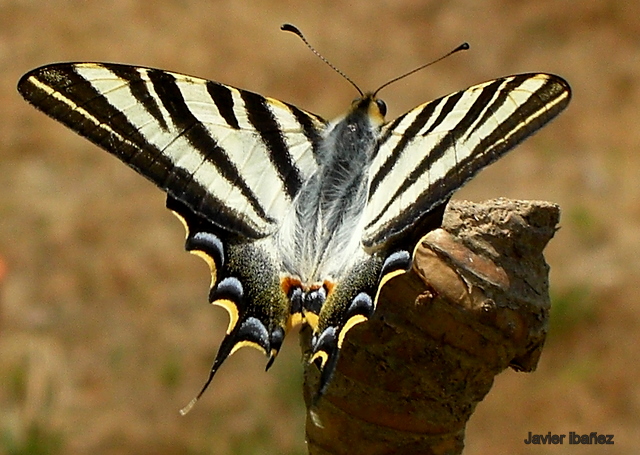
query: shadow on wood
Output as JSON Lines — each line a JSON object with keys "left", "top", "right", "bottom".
{"left": 301, "top": 198, "right": 560, "bottom": 455}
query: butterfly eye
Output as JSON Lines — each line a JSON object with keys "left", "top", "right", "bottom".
{"left": 375, "top": 99, "right": 387, "bottom": 117}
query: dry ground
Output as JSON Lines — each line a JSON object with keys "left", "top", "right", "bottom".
{"left": 1, "top": 1, "right": 638, "bottom": 454}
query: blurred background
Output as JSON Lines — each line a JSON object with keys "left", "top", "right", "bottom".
{"left": 0, "top": 1, "right": 638, "bottom": 454}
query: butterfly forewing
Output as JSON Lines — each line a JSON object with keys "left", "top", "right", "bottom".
{"left": 363, "top": 73, "right": 571, "bottom": 248}
{"left": 18, "top": 63, "right": 326, "bottom": 238}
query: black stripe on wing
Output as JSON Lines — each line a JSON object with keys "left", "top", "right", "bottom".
{"left": 107, "top": 64, "right": 170, "bottom": 131}
{"left": 285, "top": 103, "right": 326, "bottom": 163}
{"left": 206, "top": 81, "right": 241, "bottom": 129}
{"left": 241, "top": 91, "right": 304, "bottom": 199}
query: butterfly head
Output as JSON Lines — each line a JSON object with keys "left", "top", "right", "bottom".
{"left": 350, "top": 93, "right": 387, "bottom": 126}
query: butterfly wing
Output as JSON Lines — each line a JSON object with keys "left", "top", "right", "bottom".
{"left": 363, "top": 73, "right": 571, "bottom": 249}
{"left": 18, "top": 63, "right": 326, "bottom": 238}
{"left": 18, "top": 63, "right": 328, "bottom": 410}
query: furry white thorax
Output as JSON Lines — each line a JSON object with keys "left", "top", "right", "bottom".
{"left": 276, "top": 99, "right": 385, "bottom": 287}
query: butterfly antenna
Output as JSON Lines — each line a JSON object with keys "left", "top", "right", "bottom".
{"left": 373, "top": 42, "right": 470, "bottom": 96}
{"left": 281, "top": 23, "right": 364, "bottom": 97}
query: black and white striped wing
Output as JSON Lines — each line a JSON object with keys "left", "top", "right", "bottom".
{"left": 18, "top": 63, "right": 326, "bottom": 238}
{"left": 363, "top": 73, "right": 571, "bottom": 248}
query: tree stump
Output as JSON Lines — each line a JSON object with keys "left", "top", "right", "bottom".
{"left": 301, "top": 198, "right": 560, "bottom": 455}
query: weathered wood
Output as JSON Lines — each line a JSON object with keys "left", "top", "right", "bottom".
{"left": 302, "top": 198, "right": 560, "bottom": 455}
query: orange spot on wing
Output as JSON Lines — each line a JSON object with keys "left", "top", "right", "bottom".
{"left": 281, "top": 276, "right": 303, "bottom": 296}
{"left": 323, "top": 280, "right": 336, "bottom": 295}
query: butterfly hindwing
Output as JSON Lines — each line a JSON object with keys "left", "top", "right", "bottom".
{"left": 167, "top": 195, "right": 290, "bottom": 413}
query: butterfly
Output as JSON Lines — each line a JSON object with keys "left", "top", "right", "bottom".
{"left": 17, "top": 24, "right": 571, "bottom": 414}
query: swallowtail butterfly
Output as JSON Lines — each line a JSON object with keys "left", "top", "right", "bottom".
{"left": 17, "top": 25, "right": 570, "bottom": 414}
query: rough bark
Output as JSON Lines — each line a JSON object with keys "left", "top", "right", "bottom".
{"left": 301, "top": 198, "right": 560, "bottom": 455}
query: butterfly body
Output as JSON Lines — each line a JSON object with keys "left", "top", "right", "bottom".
{"left": 278, "top": 96, "right": 384, "bottom": 284}
{"left": 18, "top": 59, "right": 570, "bottom": 408}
